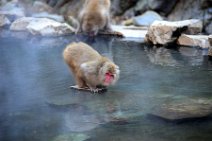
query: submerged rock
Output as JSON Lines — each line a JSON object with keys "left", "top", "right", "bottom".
{"left": 0, "top": 14, "right": 10, "bottom": 27}
{"left": 150, "top": 98, "right": 212, "bottom": 121}
{"left": 52, "top": 133, "right": 90, "bottom": 141}
{"left": 145, "top": 19, "right": 203, "bottom": 45}
{"left": 133, "top": 10, "right": 163, "bottom": 26}
{"left": 177, "top": 34, "right": 210, "bottom": 49}
{"left": 10, "top": 17, "right": 74, "bottom": 36}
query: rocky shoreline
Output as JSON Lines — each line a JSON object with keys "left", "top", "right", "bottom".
{"left": 0, "top": 0, "right": 211, "bottom": 55}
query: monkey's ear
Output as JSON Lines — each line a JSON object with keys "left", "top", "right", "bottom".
{"left": 80, "top": 61, "right": 99, "bottom": 74}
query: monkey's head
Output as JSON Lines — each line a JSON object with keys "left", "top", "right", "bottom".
{"left": 82, "top": 15, "right": 102, "bottom": 36}
{"left": 82, "top": 22, "right": 99, "bottom": 36}
{"left": 98, "top": 61, "right": 120, "bottom": 87}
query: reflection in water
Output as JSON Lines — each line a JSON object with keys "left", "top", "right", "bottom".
{"left": 0, "top": 31, "right": 212, "bottom": 141}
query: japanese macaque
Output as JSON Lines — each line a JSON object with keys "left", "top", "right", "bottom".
{"left": 76, "top": 0, "right": 112, "bottom": 36}
{"left": 63, "top": 42, "right": 120, "bottom": 93}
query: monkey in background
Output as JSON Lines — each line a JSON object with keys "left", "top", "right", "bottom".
{"left": 76, "top": 0, "right": 112, "bottom": 36}
{"left": 63, "top": 42, "right": 120, "bottom": 93}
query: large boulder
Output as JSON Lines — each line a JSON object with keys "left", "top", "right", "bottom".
{"left": 10, "top": 17, "right": 74, "bottom": 36}
{"left": 0, "top": 14, "right": 10, "bottom": 27}
{"left": 177, "top": 34, "right": 210, "bottom": 49}
{"left": 168, "top": 0, "right": 212, "bottom": 34}
{"left": 145, "top": 19, "right": 203, "bottom": 45}
{"left": 150, "top": 98, "right": 212, "bottom": 121}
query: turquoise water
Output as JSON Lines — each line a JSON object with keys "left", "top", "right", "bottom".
{"left": 0, "top": 31, "right": 212, "bottom": 141}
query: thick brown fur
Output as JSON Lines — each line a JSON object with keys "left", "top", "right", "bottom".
{"left": 76, "top": 0, "right": 111, "bottom": 35}
{"left": 63, "top": 42, "right": 120, "bottom": 92}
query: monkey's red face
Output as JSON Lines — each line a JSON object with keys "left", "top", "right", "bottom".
{"left": 104, "top": 72, "right": 114, "bottom": 86}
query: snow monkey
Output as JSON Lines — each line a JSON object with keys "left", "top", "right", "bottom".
{"left": 76, "top": 0, "right": 112, "bottom": 36}
{"left": 63, "top": 42, "right": 120, "bottom": 93}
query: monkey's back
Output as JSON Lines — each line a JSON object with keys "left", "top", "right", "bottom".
{"left": 63, "top": 42, "right": 102, "bottom": 69}
{"left": 82, "top": 0, "right": 110, "bottom": 30}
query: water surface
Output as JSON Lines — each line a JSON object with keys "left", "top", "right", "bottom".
{"left": 0, "top": 31, "right": 212, "bottom": 141}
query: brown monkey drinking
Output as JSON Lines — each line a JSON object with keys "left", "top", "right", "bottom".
{"left": 76, "top": 0, "right": 112, "bottom": 36}
{"left": 63, "top": 42, "right": 120, "bottom": 93}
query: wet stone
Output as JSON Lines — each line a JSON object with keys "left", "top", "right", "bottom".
{"left": 150, "top": 98, "right": 212, "bottom": 121}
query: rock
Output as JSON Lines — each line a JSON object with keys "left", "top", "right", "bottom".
{"left": 134, "top": 0, "right": 148, "bottom": 14}
{"left": 205, "top": 21, "right": 212, "bottom": 35}
{"left": 145, "top": 19, "right": 203, "bottom": 45}
{"left": 32, "top": 12, "right": 65, "bottom": 23}
{"left": 0, "top": 0, "right": 25, "bottom": 21}
{"left": 209, "top": 35, "right": 212, "bottom": 45}
{"left": 150, "top": 98, "right": 212, "bottom": 121}
{"left": 147, "top": 0, "right": 178, "bottom": 16}
{"left": 10, "top": 17, "right": 74, "bottom": 36}
{"left": 111, "top": 0, "right": 137, "bottom": 16}
{"left": 111, "top": 25, "right": 147, "bottom": 42}
{"left": 201, "top": 0, "right": 212, "bottom": 9}
{"left": 209, "top": 35, "right": 212, "bottom": 57}
{"left": 0, "top": 14, "right": 10, "bottom": 27}
{"left": 167, "top": 0, "right": 211, "bottom": 34}
{"left": 133, "top": 11, "right": 163, "bottom": 26}
{"left": 32, "top": 1, "right": 53, "bottom": 13}
{"left": 52, "top": 133, "right": 90, "bottom": 141}
{"left": 177, "top": 34, "right": 210, "bottom": 49}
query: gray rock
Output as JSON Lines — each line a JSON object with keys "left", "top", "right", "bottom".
{"left": 150, "top": 98, "right": 212, "bottom": 121}
{"left": 133, "top": 11, "right": 163, "bottom": 26}
{"left": 147, "top": 0, "right": 178, "bottom": 16}
{"left": 10, "top": 17, "right": 74, "bottom": 36}
{"left": 0, "top": 0, "right": 25, "bottom": 21}
{"left": 32, "top": 1, "right": 53, "bottom": 13}
{"left": 178, "top": 34, "right": 210, "bottom": 49}
{"left": 145, "top": 19, "right": 203, "bottom": 45}
{"left": 0, "top": 14, "right": 10, "bottom": 27}
{"left": 52, "top": 133, "right": 90, "bottom": 141}
{"left": 134, "top": 0, "right": 148, "bottom": 13}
